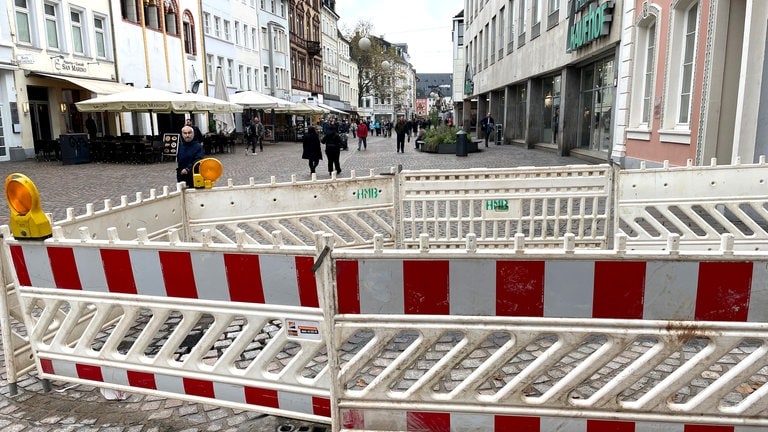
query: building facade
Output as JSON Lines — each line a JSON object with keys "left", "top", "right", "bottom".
{"left": 114, "top": 0, "right": 205, "bottom": 135}
{"left": 288, "top": 0, "right": 322, "bottom": 102}
{"left": 336, "top": 32, "right": 354, "bottom": 113}
{"left": 319, "top": 0, "right": 339, "bottom": 110}
{"left": 1, "top": 2, "right": 21, "bottom": 159}
{"left": 256, "top": 0, "right": 290, "bottom": 100}
{"left": 10, "top": 0, "right": 130, "bottom": 158}
{"left": 616, "top": 0, "right": 768, "bottom": 168}
{"left": 463, "top": 0, "right": 622, "bottom": 162}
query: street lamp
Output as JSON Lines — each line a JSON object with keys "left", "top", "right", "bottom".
{"left": 358, "top": 36, "right": 371, "bottom": 51}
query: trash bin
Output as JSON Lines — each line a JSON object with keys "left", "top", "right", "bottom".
{"left": 455, "top": 129, "right": 468, "bottom": 157}
{"left": 59, "top": 133, "right": 90, "bottom": 165}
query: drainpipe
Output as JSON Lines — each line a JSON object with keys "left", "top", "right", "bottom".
{"left": 139, "top": 2, "right": 151, "bottom": 86}
{"left": 198, "top": 0, "right": 209, "bottom": 93}
{"left": 268, "top": 22, "right": 276, "bottom": 96}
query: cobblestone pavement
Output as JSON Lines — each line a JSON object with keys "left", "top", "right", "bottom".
{"left": 0, "top": 135, "right": 588, "bottom": 431}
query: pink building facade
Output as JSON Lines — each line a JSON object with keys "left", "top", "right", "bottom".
{"left": 616, "top": 0, "right": 768, "bottom": 168}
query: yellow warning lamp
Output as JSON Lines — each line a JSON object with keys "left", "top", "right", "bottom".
{"left": 192, "top": 158, "right": 223, "bottom": 189}
{"left": 5, "top": 173, "right": 52, "bottom": 240}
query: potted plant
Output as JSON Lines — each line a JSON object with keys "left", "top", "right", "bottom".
{"left": 421, "top": 126, "right": 457, "bottom": 153}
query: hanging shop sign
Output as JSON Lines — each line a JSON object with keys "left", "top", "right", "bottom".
{"left": 566, "top": 0, "right": 615, "bottom": 52}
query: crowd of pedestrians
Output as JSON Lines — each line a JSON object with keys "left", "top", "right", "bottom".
{"left": 196, "top": 115, "right": 445, "bottom": 182}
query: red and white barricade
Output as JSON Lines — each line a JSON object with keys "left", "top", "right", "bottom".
{"left": 318, "top": 234, "right": 768, "bottom": 431}
{"left": 3, "top": 226, "right": 333, "bottom": 424}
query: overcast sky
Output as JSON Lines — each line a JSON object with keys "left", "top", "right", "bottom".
{"left": 336, "top": 0, "right": 463, "bottom": 74}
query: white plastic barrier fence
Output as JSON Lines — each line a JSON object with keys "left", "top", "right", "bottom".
{"left": 183, "top": 170, "right": 396, "bottom": 248}
{"left": 318, "top": 233, "right": 768, "bottom": 431}
{"left": 51, "top": 184, "right": 185, "bottom": 241}
{"left": 398, "top": 165, "right": 614, "bottom": 249}
{"left": 617, "top": 157, "right": 768, "bottom": 251}
{"left": 4, "top": 226, "right": 333, "bottom": 423}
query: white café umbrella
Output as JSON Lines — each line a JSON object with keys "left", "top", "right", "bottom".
{"left": 229, "top": 91, "right": 296, "bottom": 109}
{"left": 212, "top": 67, "right": 235, "bottom": 133}
{"left": 75, "top": 86, "right": 243, "bottom": 133}
{"left": 273, "top": 102, "right": 328, "bottom": 115}
{"left": 75, "top": 86, "right": 241, "bottom": 113}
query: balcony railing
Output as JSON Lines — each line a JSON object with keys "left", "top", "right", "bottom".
{"left": 306, "top": 40, "right": 321, "bottom": 56}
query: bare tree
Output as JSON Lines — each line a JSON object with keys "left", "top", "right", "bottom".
{"left": 346, "top": 21, "right": 409, "bottom": 113}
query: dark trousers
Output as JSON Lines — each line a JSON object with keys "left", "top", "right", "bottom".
{"left": 308, "top": 159, "right": 320, "bottom": 173}
{"left": 251, "top": 136, "right": 263, "bottom": 152}
{"left": 396, "top": 134, "right": 406, "bottom": 152}
{"left": 325, "top": 147, "right": 341, "bottom": 173}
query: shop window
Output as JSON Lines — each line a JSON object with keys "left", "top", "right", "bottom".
{"left": 579, "top": 59, "right": 614, "bottom": 152}
{"left": 542, "top": 75, "right": 561, "bottom": 144}
{"left": 512, "top": 85, "right": 526, "bottom": 140}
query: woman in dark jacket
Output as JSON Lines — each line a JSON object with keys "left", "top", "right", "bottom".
{"left": 302, "top": 126, "right": 323, "bottom": 174}
{"left": 321, "top": 128, "right": 342, "bottom": 176}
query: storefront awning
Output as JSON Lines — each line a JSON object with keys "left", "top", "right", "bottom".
{"left": 317, "top": 102, "right": 348, "bottom": 115}
{"left": 36, "top": 73, "right": 134, "bottom": 96}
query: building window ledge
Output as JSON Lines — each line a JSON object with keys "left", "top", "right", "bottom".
{"left": 658, "top": 129, "right": 691, "bottom": 145}
{"left": 626, "top": 128, "right": 651, "bottom": 141}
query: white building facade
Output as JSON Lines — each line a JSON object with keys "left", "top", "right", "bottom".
{"left": 9, "top": 0, "right": 129, "bottom": 157}
{"left": 256, "top": 0, "right": 290, "bottom": 100}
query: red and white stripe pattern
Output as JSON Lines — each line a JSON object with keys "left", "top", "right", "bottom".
{"left": 341, "top": 409, "right": 763, "bottom": 431}
{"left": 336, "top": 259, "right": 768, "bottom": 321}
{"left": 40, "top": 358, "right": 331, "bottom": 419}
{"left": 9, "top": 244, "right": 319, "bottom": 307}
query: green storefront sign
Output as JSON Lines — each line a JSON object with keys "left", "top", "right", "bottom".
{"left": 567, "top": 0, "right": 614, "bottom": 52}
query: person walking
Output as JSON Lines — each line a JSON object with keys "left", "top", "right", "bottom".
{"left": 176, "top": 126, "right": 205, "bottom": 187}
{"left": 356, "top": 121, "right": 369, "bottom": 151}
{"left": 85, "top": 114, "right": 97, "bottom": 141}
{"left": 394, "top": 117, "right": 409, "bottom": 153}
{"left": 480, "top": 112, "right": 495, "bottom": 147}
{"left": 321, "top": 127, "right": 343, "bottom": 175}
{"left": 552, "top": 108, "right": 560, "bottom": 144}
{"left": 247, "top": 116, "right": 265, "bottom": 154}
{"left": 302, "top": 126, "right": 323, "bottom": 175}
{"left": 185, "top": 118, "right": 204, "bottom": 144}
